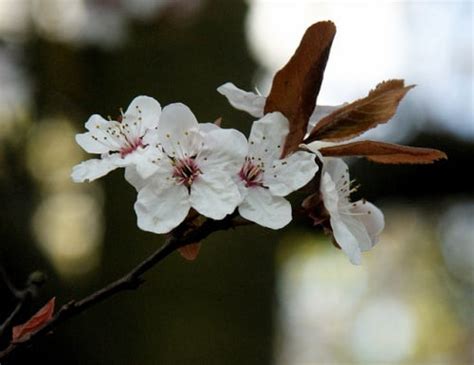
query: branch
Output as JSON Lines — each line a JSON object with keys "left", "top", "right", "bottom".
{"left": 0, "top": 215, "right": 247, "bottom": 362}
{"left": 0, "top": 269, "right": 45, "bottom": 338}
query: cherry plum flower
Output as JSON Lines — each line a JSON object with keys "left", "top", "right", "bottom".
{"left": 217, "top": 82, "right": 341, "bottom": 132}
{"left": 320, "top": 158, "right": 384, "bottom": 264}
{"left": 71, "top": 96, "right": 161, "bottom": 182}
{"left": 236, "top": 112, "right": 318, "bottom": 229}
{"left": 124, "top": 123, "right": 219, "bottom": 191}
{"left": 133, "top": 103, "right": 247, "bottom": 234}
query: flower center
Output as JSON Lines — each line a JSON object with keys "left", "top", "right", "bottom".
{"left": 120, "top": 138, "right": 144, "bottom": 157}
{"left": 336, "top": 174, "right": 360, "bottom": 203}
{"left": 239, "top": 158, "right": 264, "bottom": 188}
{"left": 172, "top": 157, "right": 201, "bottom": 187}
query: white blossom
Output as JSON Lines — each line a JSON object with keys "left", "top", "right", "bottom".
{"left": 320, "top": 158, "right": 384, "bottom": 264}
{"left": 236, "top": 112, "right": 318, "bottom": 229}
{"left": 133, "top": 103, "right": 247, "bottom": 234}
{"left": 217, "top": 82, "right": 342, "bottom": 132}
{"left": 71, "top": 96, "right": 161, "bottom": 182}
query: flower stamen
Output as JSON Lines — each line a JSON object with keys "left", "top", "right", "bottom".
{"left": 120, "top": 138, "right": 144, "bottom": 157}
{"left": 239, "top": 158, "right": 264, "bottom": 188}
{"left": 172, "top": 157, "right": 201, "bottom": 187}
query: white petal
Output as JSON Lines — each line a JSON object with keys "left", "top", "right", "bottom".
{"left": 235, "top": 178, "right": 249, "bottom": 200}
{"left": 157, "top": 103, "right": 202, "bottom": 159}
{"left": 238, "top": 187, "right": 291, "bottom": 229}
{"left": 322, "top": 157, "right": 349, "bottom": 183}
{"left": 129, "top": 146, "right": 162, "bottom": 179}
{"left": 307, "top": 104, "right": 343, "bottom": 133}
{"left": 340, "top": 212, "right": 372, "bottom": 249}
{"left": 134, "top": 179, "right": 190, "bottom": 234}
{"left": 304, "top": 140, "right": 339, "bottom": 153}
{"left": 322, "top": 158, "right": 351, "bottom": 210}
{"left": 126, "top": 156, "right": 171, "bottom": 191}
{"left": 124, "top": 166, "right": 147, "bottom": 191}
{"left": 141, "top": 128, "right": 158, "bottom": 146}
{"left": 248, "top": 112, "right": 289, "bottom": 163}
{"left": 319, "top": 171, "right": 340, "bottom": 214}
{"left": 198, "top": 122, "right": 220, "bottom": 133}
{"left": 217, "top": 82, "right": 266, "bottom": 118}
{"left": 124, "top": 95, "right": 161, "bottom": 136}
{"left": 134, "top": 158, "right": 160, "bottom": 179}
{"left": 197, "top": 128, "right": 248, "bottom": 174}
{"left": 350, "top": 200, "right": 385, "bottom": 250}
{"left": 264, "top": 150, "right": 318, "bottom": 197}
{"left": 71, "top": 157, "right": 120, "bottom": 182}
{"left": 190, "top": 173, "right": 241, "bottom": 220}
{"left": 330, "top": 215, "right": 362, "bottom": 265}
{"left": 76, "top": 114, "right": 121, "bottom": 154}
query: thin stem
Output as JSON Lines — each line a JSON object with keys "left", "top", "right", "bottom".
{"left": 0, "top": 215, "right": 250, "bottom": 362}
{"left": 0, "top": 267, "right": 40, "bottom": 338}
{"left": 0, "top": 303, "right": 23, "bottom": 338}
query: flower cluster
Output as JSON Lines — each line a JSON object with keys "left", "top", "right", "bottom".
{"left": 72, "top": 97, "right": 318, "bottom": 234}
{"left": 216, "top": 83, "right": 385, "bottom": 264}
{"left": 71, "top": 92, "right": 384, "bottom": 264}
{"left": 72, "top": 21, "right": 445, "bottom": 264}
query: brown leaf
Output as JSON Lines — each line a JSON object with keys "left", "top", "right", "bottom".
{"left": 264, "top": 21, "right": 336, "bottom": 157}
{"left": 178, "top": 243, "right": 201, "bottom": 261}
{"left": 12, "top": 297, "right": 55, "bottom": 342}
{"left": 320, "top": 140, "right": 447, "bottom": 164}
{"left": 306, "top": 80, "right": 414, "bottom": 143}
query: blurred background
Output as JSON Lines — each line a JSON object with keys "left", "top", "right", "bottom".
{"left": 0, "top": 0, "right": 472, "bottom": 364}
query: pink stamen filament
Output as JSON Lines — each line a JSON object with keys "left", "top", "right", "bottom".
{"left": 172, "top": 157, "right": 201, "bottom": 187}
{"left": 239, "top": 158, "right": 264, "bottom": 188}
{"left": 120, "top": 138, "right": 144, "bottom": 157}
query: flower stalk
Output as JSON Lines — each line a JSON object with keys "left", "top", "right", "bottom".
{"left": 0, "top": 215, "right": 250, "bottom": 363}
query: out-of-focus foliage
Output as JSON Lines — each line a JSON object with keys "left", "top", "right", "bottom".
{"left": 276, "top": 206, "right": 473, "bottom": 364}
